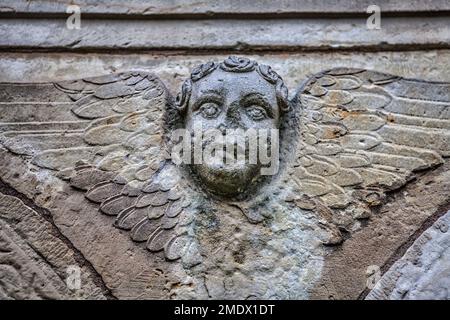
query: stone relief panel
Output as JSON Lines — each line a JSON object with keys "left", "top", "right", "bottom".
{"left": 0, "top": 56, "right": 449, "bottom": 299}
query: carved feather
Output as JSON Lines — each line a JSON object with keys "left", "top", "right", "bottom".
{"left": 288, "top": 68, "right": 450, "bottom": 240}
{"left": 0, "top": 71, "right": 197, "bottom": 263}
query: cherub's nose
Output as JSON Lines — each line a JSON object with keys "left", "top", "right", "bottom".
{"left": 223, "top": 103, "right": 245, "bottom": 129}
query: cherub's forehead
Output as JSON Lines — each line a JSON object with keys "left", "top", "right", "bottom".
{"left": 192, "top": 69, "right": 275, "bottom": 95}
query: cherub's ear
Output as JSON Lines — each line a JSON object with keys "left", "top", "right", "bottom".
{"left": 276, "top": 79, "right": 290, "bottom": 112}
{"left": 286, "top": 68, "right": 450, "bottom": 242}
{"left": 175, "top": 78, "right": 192, "bottom": 114}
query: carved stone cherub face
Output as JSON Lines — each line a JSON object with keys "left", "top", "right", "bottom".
{"left": 185, "top": 69, "right": 280, "bottom": 132}
{"left": 176, "top": 56, "right": 289, "bottom": 197}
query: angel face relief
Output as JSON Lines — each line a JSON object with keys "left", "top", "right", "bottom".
{"left": 174, "top": 56, "right": 289, "bottom": 197}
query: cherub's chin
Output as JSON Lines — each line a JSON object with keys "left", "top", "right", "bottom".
{"left": 191, "top": 163, "right": 260, "bottom": 197}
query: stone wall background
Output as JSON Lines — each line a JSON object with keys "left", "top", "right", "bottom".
{"left": 0, "top": 0, "right": 449, "bottom": 300}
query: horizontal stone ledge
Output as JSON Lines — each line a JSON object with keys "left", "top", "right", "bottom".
{"left": 0, "top": 17, "right": 449, "bottom": 52}
{"left": 1, "top": 0, "right": 449, "bottom": 18}
{"left": 1, "top": 51, "right": 450, "bottom": 92}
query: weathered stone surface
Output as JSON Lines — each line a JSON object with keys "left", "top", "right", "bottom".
{"left": 1, "top": 17, "right": 449, "bottom": 52}
{"left": 2, "top": 0, "right": 449, "bottom": 16}
{"left": 310, "top": 162, "right": 450, "bottom": 299}
{"left": 0, "top": 0, "right": 449, "bottom": 302}
{"left": 0, "top": 190, "right": 107, "bottom": 299}
{"left": 2, "top": 51, "right": 450, "bottom": 92}
{"left": 367, "top": 210, "right": 450, "bottom": 300}
{"left": 0, "top": 54, "right": 448, "bottom": 300}
{"left": 0, "top": 151, "right": 177, "bottom": 299}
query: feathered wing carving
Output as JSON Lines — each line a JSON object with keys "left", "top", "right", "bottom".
{"left": 2, "top": 66, "right": 449, "bottom": 253}
{"left": 286, "top": 68, "right": 450, "bottom": 243}
{"left": 84, "top": 162, "right": 200, "bottom": 266}
{"left": 0, "top": 71, "right": 199, "bottom": 265}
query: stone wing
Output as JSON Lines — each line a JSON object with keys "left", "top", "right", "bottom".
{"left": 85, "top": 162, "right": 200, "bottom": 266}
{"left": 287, "top": 68, "right": 450, "bottom": 243}
{"left": 1, "top": 71, "right": 169, "bottom": 184}
{"left": 0, "top": 71, "right": 199, "bottom": 263}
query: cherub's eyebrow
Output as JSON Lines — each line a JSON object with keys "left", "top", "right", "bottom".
{"left": 242, "top": 92, "right": 274, "bottom": 118}
{"left": 242, "top": 93, "right": 271, "bottom": 105}
{"left": 241, "top": 92, "right": 275, "bottom": 118}
{"left": 192, "top": 89, "right": 223, "bottom": 111}
{"left": 242, "top": 92, "right": 265, "bottom": 99}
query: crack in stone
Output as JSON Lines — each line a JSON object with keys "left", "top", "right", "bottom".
{"left": 357, "top": 168, "right": 450, "bottom": 300}
{"left": 0, "top": 177, "right": 117, "bottom": 300}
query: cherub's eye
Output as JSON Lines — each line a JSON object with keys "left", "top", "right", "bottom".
{"left": 199, "top": 102, "right": 221, "bottom": 119}
{"left": 246, "top": 105, "right": 268, "bottom": 120}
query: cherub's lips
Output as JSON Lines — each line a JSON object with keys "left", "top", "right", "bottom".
{"left": 203, "top": 160, "right": 253, "bottom": 172}
{"left": 201, "top": 139, "right": 250, "bottom": 161}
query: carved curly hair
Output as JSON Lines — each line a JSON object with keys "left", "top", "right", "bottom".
{"left": 176, "top": 56, "right": 289, "bottom": 114}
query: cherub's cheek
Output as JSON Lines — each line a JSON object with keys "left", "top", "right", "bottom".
{"left": 247, "top": 119, "right": 278, "bottom": 130}
{"left": 191, "top": 116, "right": 220, "bottom": 130}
